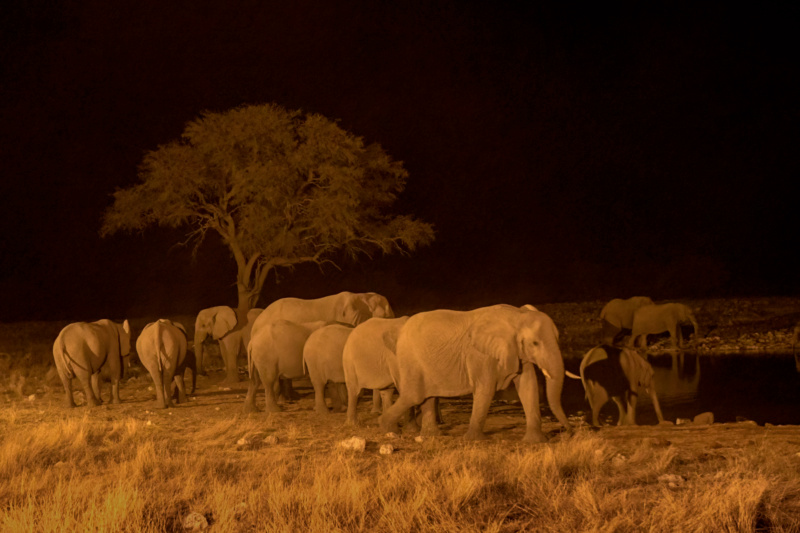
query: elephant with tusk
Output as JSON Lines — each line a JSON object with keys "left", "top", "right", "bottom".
{"left": 379, "top": 304, "right": 572, "bottom": 442}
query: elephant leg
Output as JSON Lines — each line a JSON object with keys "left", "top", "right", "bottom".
{"left": 78, "top": 373, "right": 99, "bottom": 407}
{"left": 312, "top": 377, "right": 329, "bottom": 415}
{"left": 220, "top": 334, "right": 242, "bottom": 384}
{"left": 587, "top": 382, "right": 608, "bottom": 427}
{"left": 515, "top": 363, "right": 547, "bottom": 443}
{"left": 110, "top": 378, "right": 122, "bottom": 404}
{"left": 91, "top": 374, "right": 103, "bottom": 404}
{"left": 330, "top": 383, "right": 347, "bottom": 413}
{"left": 380, "top": 395, "right": 417, "bottom": 434}
{"left": 611, "top": 396, "right": 627, "bottom": 425}
{"left": 162, "top": 368, "right": 176, "bottom": 408}
{"left": 380, "top": 389, "right": 394, "bottom": 412}
{"left": 148, "top": 367, "right": 167, "bottom": 409}
{"left": 259, "top": 366, "right": 281, "bottom": 413}
{"left": 279, "top": 379, "right": 300, "bottom": 401}
{"left": 243, "top": 367, "right": 262, "bottom": 413}
{"left": 371, "top": 389, "right": 382, "bottom": 414}
{"left": 58, "top": 372, "right": 76, "bottom": 408}
{"left": 172, "top": 371, "right": 188, "bottom": 404}
{"left": 402, "top": 406, "right": 421, "bottom": 434}
{"left": 345, "top": 383, "right": 362, "bottom": 426}
{"left": 419, "top": 398, "right": 441, "bottom": 437}
{"left": 625, "top": 391, "right": 638, "bottom": 425}
{"left": 464, "top": 378, "right": 494, "bottom": 441}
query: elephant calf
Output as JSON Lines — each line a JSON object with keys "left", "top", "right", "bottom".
{"left": 136, "top": 319, "right": 191, "bottom": 409}
{"left": 302, "top": 323, "right": 354, "bottom": 414}
{"left": 577, "top": 344, "right": 664, "bottom": 427}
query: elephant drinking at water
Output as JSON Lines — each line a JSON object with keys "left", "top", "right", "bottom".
{"left": 629, "top": 303, "right": 700, "bottom": 349}
{"left": 379, "top": 305, "right": 572, "bottom": 442}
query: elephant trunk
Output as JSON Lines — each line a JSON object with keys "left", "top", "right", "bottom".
{"left": 648, "top": 386, "right": 665, "bottom": 423}
{"left": 540, "top": 349, "right": 571, "bottom": 433}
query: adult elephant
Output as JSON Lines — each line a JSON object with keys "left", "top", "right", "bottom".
{"left": 379, "top": 305, "right": 572, "bottom": 442}
{"left": 599, "top": 297, "right": 655, "bottom": 345}
{"left": 136, "top": 319, "right": 191, "bottom": 408}
{"left": 52, "top": 319, "right": 131, "bottom": 407}
{"left": 302, "top": 323, "right": 355, "bottom": 414}
{"left": 243, "top": 319, "right": 331, "bottom": 413}
{"left": 575, "top": 344, "right": 664, "bottom": 427}
{"left": 343, "top": 316, "right": 409, "bottom": 426}
{"left": 629, "top": 303, "right": 700, "bottom": 349}
{"left": 194, "top": 306, "right": 263, "bottom": 382}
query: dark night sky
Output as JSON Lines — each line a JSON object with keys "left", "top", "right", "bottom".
{"left": 1, "top": 2, "right": 798, "bottom": 321}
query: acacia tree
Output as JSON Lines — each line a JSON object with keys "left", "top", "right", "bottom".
{"left": 101, "top": 103, "right": 434, "bottom": 318}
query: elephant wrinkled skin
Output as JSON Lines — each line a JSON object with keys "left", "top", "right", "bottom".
{"left": 302, "top": 323, "right": 355, "bottom": 414}
{"left": 577, "top": 344, "right": 665, "bottom": 427}
{"left": 629, "top": 303, "right": 700, "bottom": 349}
{"left": 599, "top": 297, "right": 655, "bottom": 345}
{"left": 379, "top": 305, "right": 572, "bottom": 442}
{"left": 136, "top": 319, "right": 191, "bottom": 408}
{"left": 52, "top": 319, "right": 131, "bottom": 407}
{"left": 342, "top": 316, "right": 409, "bottom": 426}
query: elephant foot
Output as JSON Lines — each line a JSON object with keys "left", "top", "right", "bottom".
{"left": 85, "top": 397, "right": 100, "bottom": 408}
{"left": 463, "top": 429, "right": 489, "bottom": 441}
{"left": 402, "top": 420, "right": 420, "bottom": 435}
{"left": 378, "top": 415, "right": 400, "bottom": 435}
{"left": 314, "top": 406, "right": 330, "bottom": 416}
{"left": 111, "top": 397, "right": 121, "bottom": 405}
{"left": 344, "top": 416, "right": 360, "bottom": 427}
{"left": 331, "top": 405, "right": 346, "bottom": 414}
{"left": 420, "top": 424, "right": 442, "bottom": 437}
{"left": 522, "top": 430, "right": 549, "bottom": 443}
{"left": 264, "top": 403, "right": 283, "bottom": 413}
{"left": 242, "top": 402, "right": 262, "bottom": 414}
{"left": 64, "top": 399, "right": 76, "bottom": 408}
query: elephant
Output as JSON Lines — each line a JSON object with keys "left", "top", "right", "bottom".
{"left": 364, "top": 292, "right": 395, "bottom": 318}
{"left": 599, "top": 297, "right": 655, "bottom": 345}
{"left": 136, "top": 319, "right": 191, "bottom": 408}
{"left": 52, "top": 319, "right": 131, "bottom": 407}
{"left": 629, "top": 302, "right": 700, "bottom": 349}
{"left": 194, "top": 306, "right": 263, "bottom": 382}
{"left": 379, "top": 305, "right": 572, "bottom": 442}
{"left": 243, "top": 319, "right": 332, "bottom": 413}
{"left": 302, "top": 323, "right": 355, "bottom": 414}
{"left": 575, "top": 344, "right": 665, "bottom": 427}
{"left": 342, "top": 316, "right": 409, "bottom": 426}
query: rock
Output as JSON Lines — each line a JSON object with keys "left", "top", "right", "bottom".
{"left": 27, "top": 394, "right": 36, "bottom": 401}
{"left": 658, "top": 474, "right": 685, "bottom": 488}
{"left": 414, "top": 436, "right": 424, "bottom": 443}
{"left": 379, "top": 444, "right": 394, "bottom": 455}
{"left": 337, "top": 437, "right": 366, "bottom": 452}
{"left": 676, "top": 418, "right": 692, "bottom": 425}
{"left": 145, "top": 420, "right": 153, "bottom": 426}
{"left": 182, "top": 512, "right": 209, "bottom": 531}
{"left": 236, "top": 438, "right": 248, "bottom": 446}
{"left": 385, "top": 432, "right": 399, "bottom": 439}
{"left": 693, "top": 412, "right": 714, "bottom": 425}
{"left": 263, "top": 435, "right": 279, "bottom": 445}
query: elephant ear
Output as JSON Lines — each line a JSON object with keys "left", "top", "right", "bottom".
{"left": 468, "top": 315, "right": 519, "bottom": 374}
{"left": 212, "top": 307, "right": 237, "bottom": 339}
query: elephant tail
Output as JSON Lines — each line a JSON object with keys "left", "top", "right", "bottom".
{"left": 54, "top": 335, "right": 76, "bottom": 379}
{"left": 155, "top": 322, "right": 167, "bottom": 373}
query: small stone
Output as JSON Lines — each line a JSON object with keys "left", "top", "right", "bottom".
{"left": 54, "top": 461, "right": 67, "bottom": 468}
{"left": 693, "top": 412, "right": 714, "bottom": 425}
{"left": 237, "top": 438, "right": 248, "bottom": 446}
{"left": 414, "top": 436, "right": 424, "bottom": 443}
{"left": 385, "top": 432, "right": 399, "bottom": 439}
{"left": 263, "top": 435, "right": 279, "bottom": 445}
{"left": 215, "top": 407, "right": 220, "bottom": 411}
{"left": 221, "top": 387, "right": 231, "bottom": 391}
{"left": 379, "top": 444, "right": 394, "bottom": 455}
{"left": 146, "top": 420, "right": 153, "bottom": 426}
{"left": 182, "top": 511, "right": 209, "bottom": 531}
{"left": 658, "top": 474, "right": 685, "bottom": 488}
{"left": 337, "top": 436, "right": 366, "bottom": 452}
{"left": 612, "top": 454, "right": 627, "bottom": 467}
{"left": 148, "top": 386, "right": 153, "bottom": 391}
{"left": 676, "top": 418, "right": 692, "bottom": 425}
{"left": 27, "top": 394, "right": 36, "bottom": 401}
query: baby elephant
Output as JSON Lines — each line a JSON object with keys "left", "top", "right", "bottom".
{"left": 576, "top": 345, "right": 664, "bottom": 427}
{"left": 136, "top": 319, "right": 191, "bottom": 408}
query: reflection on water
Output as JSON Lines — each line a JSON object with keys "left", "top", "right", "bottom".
{"left": 563, "top": 352, "right": 800, "bottom": 426}
{"left": 625, "top": 353, "right": 800, "bottom": 425}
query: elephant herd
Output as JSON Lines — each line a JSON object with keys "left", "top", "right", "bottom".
{"left": 52, "top": 293, "right": 702, "bottom": 441}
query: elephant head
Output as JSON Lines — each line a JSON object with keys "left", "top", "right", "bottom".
{"left": 364, "top": 292, "right": 395, "bottom": 319}
{"left": 335, "top": 292, "right": 374, "bottom": 326}
{"left": 194, "top": 306, "right": 238, "bottom": 372}
{"left": 470, "top": 307, "right": 571, "bottom": 437}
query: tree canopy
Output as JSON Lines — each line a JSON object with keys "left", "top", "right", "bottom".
{"left": 101, "top": 103, "right": 434, "bottom": 313}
